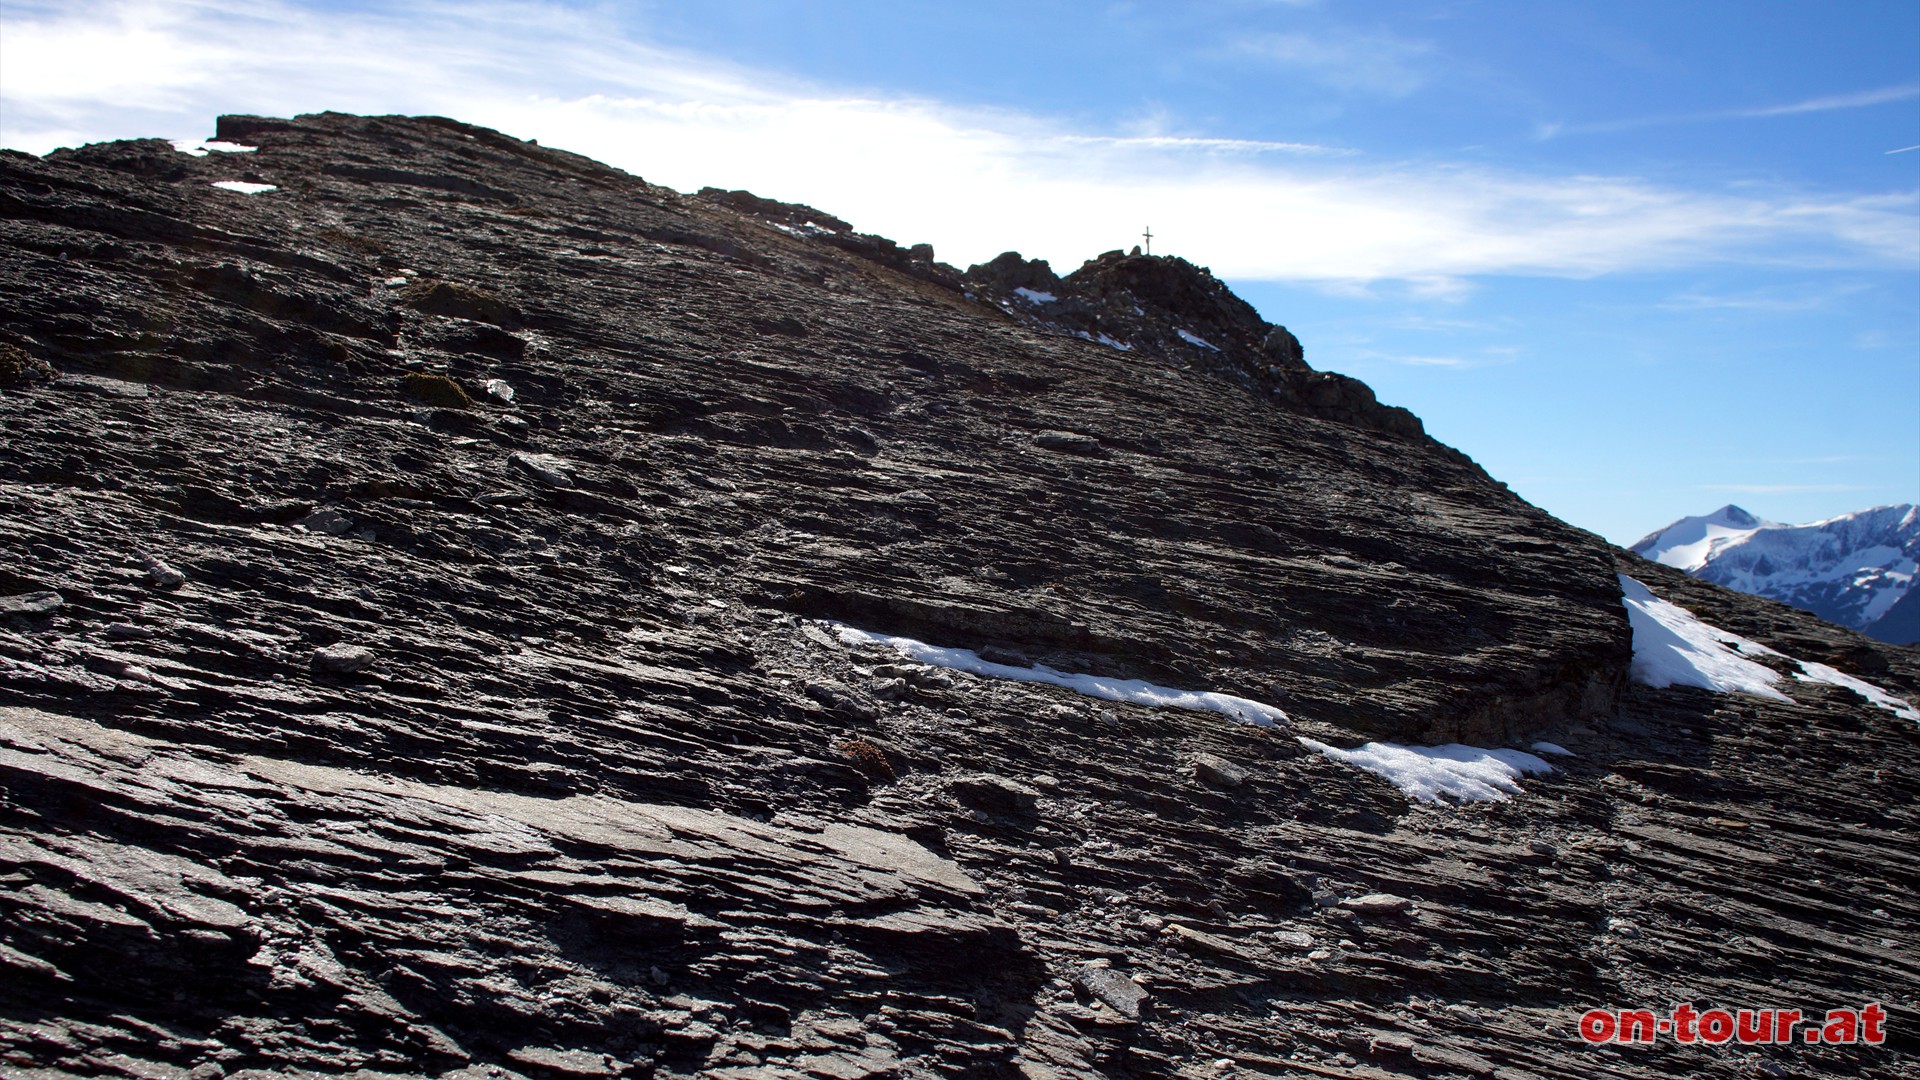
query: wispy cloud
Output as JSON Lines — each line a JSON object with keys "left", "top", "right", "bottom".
{"left": 2, "top": 0, "right": 1914, "bottom": 285}
{"left": 1700, "top": 484, "right": 1872, "bottom": 495}
{"left": 1354, "top": 347, "right": 1518, "bottom": 370}
{"left": 1541, "top": 83, "right": 1920, "bottom": 138}
{"left": 1660, "top": 282, "right": 1870, "bottom": 313}
{"left": 1230, "top": 30, "right": 1434, "bottom": 98}
{"left": 1057, "top": 133, "right": 1347, "bottom": 155}
{"left": 1742, "top": 85, "right": 1920, "bottom": 117}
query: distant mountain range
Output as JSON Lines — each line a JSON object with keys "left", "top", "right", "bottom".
{"left": 1632, "top": 504, "right": 1920, "bottom": 645}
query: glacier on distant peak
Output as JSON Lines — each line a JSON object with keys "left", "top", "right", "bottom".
{"left": 1631, "top": 504, "right": 1920, "bottom": 645}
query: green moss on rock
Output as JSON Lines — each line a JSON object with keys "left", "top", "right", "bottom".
{"left": 398, "top": 372, "right": 473, "bottom": 409}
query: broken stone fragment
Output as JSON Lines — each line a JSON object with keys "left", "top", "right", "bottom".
{"left": 1192, "top": 752, "right": 1249, "bottom": 789}
{"left": 1164, "top": 923, "right": 1241, "bottom": 957}
{"left": 1033, "top": 430, "right": 1100, "bottom": 454}
{"left": 1339, "top": 893, "right": 1414, "bottom": 916}
{"left": 507, "top": 1046, "right": 617, "bottom": 1077}
{"left": 312, "top": 643, "right": 375, "bottom": 674}
{"left": 803, "top": 679, "right": 877, "bottom": 719}
{"left": 1370, "top": 1034, "right": 1416, "bottom": 1057}
{"left": 510, "top": 451, "right": 573, "bottom": 487}
{"left": 296, "top": 507, "right": 353, "bottom": 535}
{"left": 138, "top": 552, "right": 186, "bottom": 589}
{"left": 1073, "top": 965, "right": 1148, "bottom": 1019}
{"left": 1271, "top": 929, "right": 1315, "bottom": 950}
{"left": 0, "top": 591, "right": 63, "bottom": 615}
{"left": 944, "top": 773, "right": 1042, "bottom": 815}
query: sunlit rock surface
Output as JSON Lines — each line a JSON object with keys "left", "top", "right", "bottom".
{"left": 1, "top": 112, "right": 1915, "bottom": 1078}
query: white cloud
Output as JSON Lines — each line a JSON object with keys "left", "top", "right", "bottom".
{"left": 3, "top": 0, "right": 1915, "bottom": 286}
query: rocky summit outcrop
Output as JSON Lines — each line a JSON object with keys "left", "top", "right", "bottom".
{"left": 1, "top": 112, "right": 1916, "bottom": 1079}
{"left": 956, "top": 251, "right": 1421, "bottom": 440}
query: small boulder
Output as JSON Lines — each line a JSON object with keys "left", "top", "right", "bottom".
{"left": 1192, "top": 752, "right": 1249, "bottom": 789}
{"left": 1072, "top": 965, "right": 1148, "bottom": 1020}
{"left": 1339, "top": 893, "right": 1414, "bottom": 917}
{"left": 139, "top": 553, "right": 186, "bottom": 589}
{"left": 312, "top": 644, "right": 375, "bottom": 675}
{"left": 1271, "top": 929, "right": 1315, "bottom": 950}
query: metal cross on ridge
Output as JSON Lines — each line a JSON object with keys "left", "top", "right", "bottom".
{"left": 1142, "top": 226, "right": 1153, "bottom": 256}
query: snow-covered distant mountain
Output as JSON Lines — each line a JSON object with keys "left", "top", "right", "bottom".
{"left": 1632, "top": 504, "right": 1920, "bottom": 645}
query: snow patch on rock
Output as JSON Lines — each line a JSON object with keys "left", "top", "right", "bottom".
{"left": 828, "top": 623, "right": 1286, "bottom": 727}
{"left": 1297, "top": 739, "right": 1556, "bottom": 803}
{"left": 1620, "top": 574, "right": 1917, "bottom": 725}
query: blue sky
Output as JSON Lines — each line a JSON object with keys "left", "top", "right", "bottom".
{"left": 3, "top": 0, "right": 1915, "bottom": 543}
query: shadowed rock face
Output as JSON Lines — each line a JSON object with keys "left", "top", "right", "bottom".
{"left": 1, "top": 112, "right": 1917, "bottom": 1079}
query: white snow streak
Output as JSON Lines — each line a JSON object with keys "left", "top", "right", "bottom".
{"left": 829, "top": 623, "right": 1286, "bottom": 727}
{"left": 1618, "top": 574, "right": 1789, "bottom": 700}
{"left": 1620, "top": 574, "right": 1918, "bottom": 725}
{"left": 1794, "top": 661, "right": 1919, "bottom": 723}
{"left": 1175, "top": 327, "right": 1221, "bottom": 351}
{"left": 1297, "top": 739, "right": 1556, "bottom": 803}
{"left": 171, "top": 138, "right": 257, "bottom": 156}
{"left": 210, "top": 180, "right": 276, "bottom": 194}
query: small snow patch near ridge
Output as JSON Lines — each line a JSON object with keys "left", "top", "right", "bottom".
{"left": 172, "top": 139, "right": 258, "bottom": 157}
{"left": 1795, "top": 661, "right": 1919, "bottom": 723}
{"left": 1619, "top": 574, "right": 1788, "bottom": 701}
{"left": 1620, "top": 574, "right": 1917, "bottom": 724}
{"left": 1298, "top": 739, "right": 1556, "bottom": 803}
{"left": 1175, "top": 327, "right": 1221, "bottom": 351}
{"left": 1074, "top": 330, "right": 1132, "bottom": 351}
{"left": 211, "top": 181, "right": 277, "bottom": 194}
{"left": 829, "top": 624, "right": 1286, "bottom": 727}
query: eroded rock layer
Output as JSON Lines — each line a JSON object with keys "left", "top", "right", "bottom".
{"left": 2, "top": 112, "right": 1916, "bottom": 1079}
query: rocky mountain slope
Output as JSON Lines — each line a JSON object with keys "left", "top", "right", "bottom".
{"left": 2, "top": 112, "right": 1916, "bottom": 1080}
{"left": 1633, "top": 504, "right": 1920, "bottom": 644}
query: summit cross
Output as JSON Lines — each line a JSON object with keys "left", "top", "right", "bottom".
{"left": 1142, "top": 227, "right": 1153, "bottom": 256}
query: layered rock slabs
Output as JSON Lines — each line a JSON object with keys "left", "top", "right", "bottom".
{"left": 1, "top": 110, "right": 1628, "bottom": 746}
{"left": 0, "top": 706, "right": 1017, "bottom": 1076}
{"left": 0, "top": 110, "right": 1657, "bottom": 1078}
